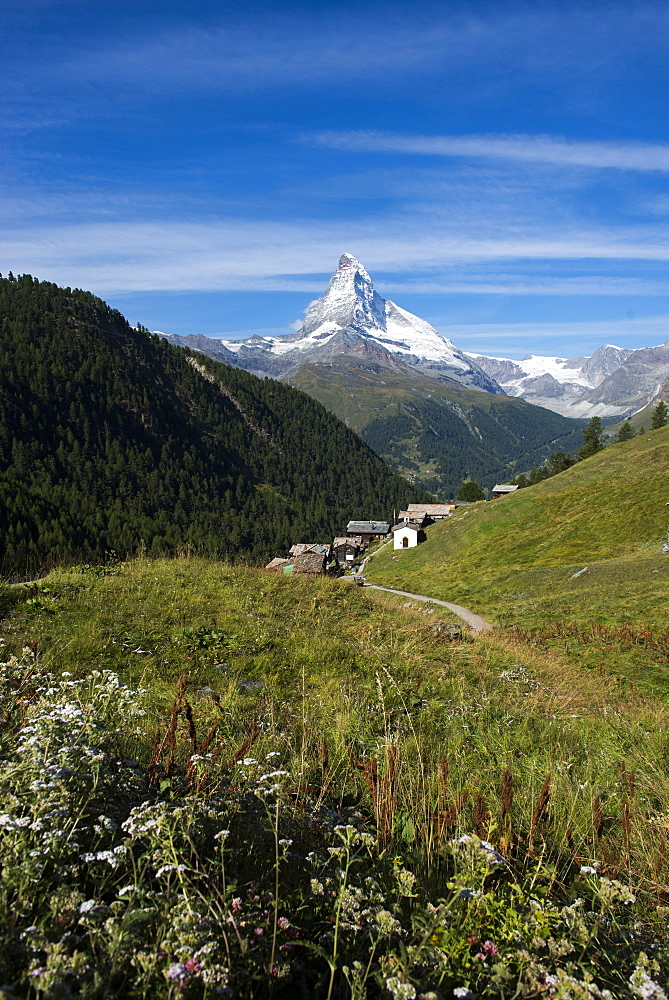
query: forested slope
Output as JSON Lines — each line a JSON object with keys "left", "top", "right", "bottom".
{"left": 289, "top": 357, "right": 586, "bottom": 497}
{"left": 0, "top": 275, "right": 428, "bottom": 571}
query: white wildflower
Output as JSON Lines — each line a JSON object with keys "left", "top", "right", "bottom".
{"left": 155, "top": 864, "right": 187, "bottom": 877}
{"left": 385, "top": 978, "right": 416, "bottom": 999}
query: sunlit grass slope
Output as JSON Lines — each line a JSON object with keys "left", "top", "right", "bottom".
{"left": 3, "top": 558, "right": 669, "bottom": 994}
{"left": 366, "top": 426, "right": 669, "bottom": 691}
{"left": 2, "top": 556, "right": 669, "bottom": 887}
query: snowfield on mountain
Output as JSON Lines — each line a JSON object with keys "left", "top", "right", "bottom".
{"left": 470, "top": 341, "right": 669, "bottom": 418}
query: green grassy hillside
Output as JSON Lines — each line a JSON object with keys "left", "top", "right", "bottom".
{"left": 1, "top": 557, "right": 669, "bottom": 996}
{"left": 288, "top": 356, "right": 586, "bottom": 497}
{"left": 366, "top": 426, "right": 669, "bottom": 691}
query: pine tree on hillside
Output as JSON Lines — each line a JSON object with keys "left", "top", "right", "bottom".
{"left": 579, "top": 417, "right": 604, "bottom": 460}
{"left": 651, "top": 400, "right": 668, "bottom": 429}
{"left": 546, "top": 451, "right": 576, "bottom": 475}
{"left": 616, "top": 421, "right": 636, "bottom": 443}
{"left": 456, "top": 480, "right": 486, "bottom": 502}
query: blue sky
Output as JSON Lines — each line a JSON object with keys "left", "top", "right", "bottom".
{"left": 3, "top": 0, "right": 669, "bottom": 358}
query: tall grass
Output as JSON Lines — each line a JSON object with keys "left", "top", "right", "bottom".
{"left": 2, "top": 558, "right": 669, "bottom": 996}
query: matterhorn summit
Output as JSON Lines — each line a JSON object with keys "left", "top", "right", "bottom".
{"left": 182, "top": 253, "right": 502, "bottom": 392}
{"left": 300, "top": 253, "right": 387, "bottom": 335}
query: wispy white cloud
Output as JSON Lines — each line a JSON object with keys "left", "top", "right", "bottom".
{"left": 446, "top": 313, "right": 669, "bottom": 340}
{"left": 4, "top": 215, "right": 669, "bottom": 294}
{"left": 314, "top": 130, "right": 669, "bottom": 173}
{"left": 25, "top": 10, "right": 525, "bottom": 100}
{"left": 10, "top": 4, "right": 666, "bottom": 106}
{"left": 377, "top": 277, "right": 669, "bottom": 296}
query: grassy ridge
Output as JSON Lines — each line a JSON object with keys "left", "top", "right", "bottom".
{"left": 365, "top": 426, "right": 669, "bottom": 692}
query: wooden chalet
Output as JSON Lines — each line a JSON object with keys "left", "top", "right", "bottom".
{"left": 332, "top": 536, "right": 360, "bottom": 566}
{"left": 491, "top": 484, "right": 519, "bottom": 499}
{"left": 345, "top": 521, "right": 390, "bottom": 546}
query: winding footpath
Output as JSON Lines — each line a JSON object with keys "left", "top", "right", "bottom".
{"left": 361, "top": 582, "right": 495, "bottom": 634}
{"left": 354, "top": 537, "right": 494, "bottom": 634}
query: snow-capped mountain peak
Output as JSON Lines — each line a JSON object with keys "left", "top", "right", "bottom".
{"left": 161, "top": 254, "right": 504, "bottom": 393}
{"left": 301, "top": 252, "right": 386, "bottom": 336}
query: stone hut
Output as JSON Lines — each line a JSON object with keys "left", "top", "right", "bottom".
{"left": 292, "top": 551, "right": 327, "bottom": 575}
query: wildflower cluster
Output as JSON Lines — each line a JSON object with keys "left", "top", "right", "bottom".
{"left": 0, "top": 647, "right": 666, "bottom": 998}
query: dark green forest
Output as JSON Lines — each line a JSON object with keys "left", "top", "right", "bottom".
{"left": 0, "top": 275, "right": 429, "bottom": 572}
{"left": 361, "top": 396, "right": 586, "bottom": 497}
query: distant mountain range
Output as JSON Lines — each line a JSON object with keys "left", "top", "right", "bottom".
{"left": 469, "top": 343, "right": 669, "bottom": 418}
{"left": 161, "top": 254, "right": 669, "bottom": 426}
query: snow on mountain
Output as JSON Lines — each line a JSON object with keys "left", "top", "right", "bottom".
{"left": 468, "top": 348, "right": 629, "bottom": 414}
{"left": 156, "top": 256, "right": 669, "bottom": 420}
{"left": 300, "top": 252, "right": 386, "bottom": 335}
{"left": 571, "top": 341, "right": 669, "bottom": 417}
{"left": 469, "top": 342, "right": 669, "bottom": 417}
{"left": 168, "top": 254, "right": 503, "bottom": 392}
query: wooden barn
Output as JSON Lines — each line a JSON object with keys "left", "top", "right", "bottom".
{"left": 332, "top": 537, "right": 360, "bottom": 566}
{"left": 491, "top": 484, "right": 518, "bottom": 499}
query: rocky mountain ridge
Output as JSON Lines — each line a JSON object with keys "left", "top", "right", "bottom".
{"left": 469, "top": 342, "right": 669, "bottom": 418}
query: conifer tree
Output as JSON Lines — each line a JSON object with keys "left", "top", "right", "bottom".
{"left": 579, "top": 416, "right": 604, "bottom": 460}
{"left": 616, "top": 421, "right": 635, "bottom": 442}
{"left": 456, "top": 480, "right": 485, "bottom": 502}
{"left": 651, "top": 400, "right": 668, "bottom": 429}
